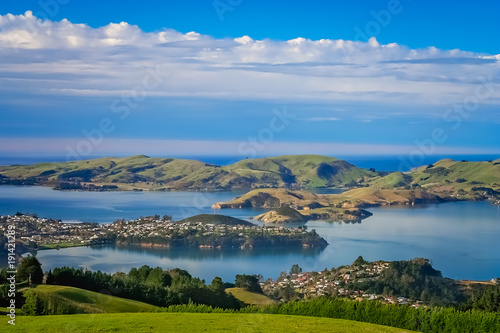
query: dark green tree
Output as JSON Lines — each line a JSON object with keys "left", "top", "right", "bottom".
{"left": 18, "top": 256, "right": 43, "bottom": 284}
{"left": 211, "top": 277, "right": 225, "bottom": 293}
{"left": 352, "top": 256, "right": 368, "bottom": 266}
{"left": 289, "top": 264, "right": 302, "bottom": 275}
{"left": 235, "top": 274, "right": 262, "bottom": 293}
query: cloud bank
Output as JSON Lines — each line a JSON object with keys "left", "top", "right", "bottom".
{"left": 0, "top": 11, "right": 499, "bottom": 110}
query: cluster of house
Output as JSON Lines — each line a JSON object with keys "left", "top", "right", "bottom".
{"left": 261, "top": 261, "right": 421, "bottom": 307}
{"left": 1, "top": 214, "right": 106, "bottom": 247}
{"left": 1, "top": 214, "right": 310, "bottom": 248}
{"left": 112, "top": 218, "right": 309, "bottom": 239}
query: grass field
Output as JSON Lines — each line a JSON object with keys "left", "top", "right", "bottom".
{"left": 27, "top": 285, "right": 158, "bottom": 314}
{"left": 8, "top": 313, "right": 415, "bottom": 332}
{"left": 225, "top": 288, "right": 275, "bottom": 306}
{"left": 38, "top": 242, "right": 87, "bottom": 249}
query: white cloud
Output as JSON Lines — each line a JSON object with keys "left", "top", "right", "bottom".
{"left": 0, "top": 11, "right": 499, "bottom": 114}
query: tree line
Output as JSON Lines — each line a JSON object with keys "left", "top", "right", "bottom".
{"left": 157, "top": 297, "right": 500, "bottom": 333}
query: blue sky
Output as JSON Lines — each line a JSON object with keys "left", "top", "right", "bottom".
{"left": 0, "top": 1, "right": 499, "bottom": 162}
{"left": 2, "top": 0, "right": 500, "bottom": 53}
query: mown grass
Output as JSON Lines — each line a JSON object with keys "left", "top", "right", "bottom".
{"left": 38, "top": 242, "right": 86, "bottom": 249}
{"left": 9, "top": 313, "right": 415, "bottom": 332}
{"left": 225, "top": 288, "right": 275, "bottom": 306}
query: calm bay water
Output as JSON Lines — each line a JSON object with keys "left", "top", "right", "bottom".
{"left": 0, "top": 185, "right": 263, "bottom": 223}
{"left": 1, "top": 185, "right": 499, "bottom": 282}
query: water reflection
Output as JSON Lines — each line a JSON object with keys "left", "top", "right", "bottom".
{"left": 105, "top": 244, "right": 324, "bottom": 260}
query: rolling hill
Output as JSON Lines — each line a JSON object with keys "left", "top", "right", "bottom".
{"left": 223, "top": 155, "right": 377, "bottom": 188}
{"left": 213, "top": 187, "right": 444, "bottom": 222}
{"left": 254, "top": 205, "right": 311, "bottom": 223}
{"left": 23, "top": 285, "right": 158, "bottom": 314}
{"left": 212, "top": 188, "right": 328, "bottom": 209}
{"left": 366, "top": 159, "right": 500, "bottom": 201}
{"left": 14, "top": 312, "right": 415, "bottom": 332}
{"left": 176, "top": 214, "right": 255, "bottom": 226}
{"left": 225, "top": 287, "right": 276, "bottom": 306}
{"left": 0, "top": 154, "right": 378, "bottom": 191}
{"left": 1, "top": 155, "right": 498, "bottom": 206}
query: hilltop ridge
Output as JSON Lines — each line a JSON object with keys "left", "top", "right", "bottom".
{"left": 0, "top": 155, "right": 498, "bottom": 206}
{"left": 0, "top": 154, "right": 377, "bottom": 191}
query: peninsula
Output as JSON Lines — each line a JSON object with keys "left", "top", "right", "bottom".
{"left": 0, "top": 213, "right": 328, "bottom": 252}
{"left": 212, "top": 187, "right": 444, "bottom": 222}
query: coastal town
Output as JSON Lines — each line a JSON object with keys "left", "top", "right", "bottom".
{"left": 0, "top": 213, "right": 327, "bottom": 250}
{"left": 260, "top": 259, "right": 423, "bottom": 306}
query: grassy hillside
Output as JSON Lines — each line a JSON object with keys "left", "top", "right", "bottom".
{"left": 212, "top": 188, "right": 328, "bottom": 209}
{"left": 176, "top": 214, "right": 254, "bottom": 226}
{"left": 24, "top": 285, "right": 158, "bottom": 314}
{"left": 225, "top": 288, "right": 276, "bottom": 306}
{"left": 254, "top": 205, "right": 310, "bottom": 223}
{"left": 336, "top": 188, "right": 442, "bottom": 207}
{"left": 2, "top": 155, "right": 498, "bottom": 202}
{"left": 409, "top": 159, "right": 500, "bottom": 193}
{"left": 369, "top": 172, "right": 413, "bottom": 189}
{"left": 0, "top": 154, "right": 378, "bottom": 191}
{"left": 13, "top": 313, "right": 415, "bottom": 332}
{"left": 212, "top": 188, "right": 370, "bottom": 221}
{"left": 223, "top": 154, "right": 377, "bottom": 188}
{"left": 214, "top": 187, "right": 444, "bottom": 222}
{"left": 366, "top": 159, "right": 500, "bottom": 201}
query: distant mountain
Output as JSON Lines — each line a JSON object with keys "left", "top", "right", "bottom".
{"left": 0, "top": 154, "right": 378, "bottom": 191}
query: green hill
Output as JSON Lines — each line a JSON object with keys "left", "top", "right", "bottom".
{"left": 23, "top": 285, "right": 158, "bottom": 314}
{"left": 2, "top": 155, "right": 498, "bottom": 199}
{"left": 14, "top": 312, "right": 415, "bottom": 332}
{"left": 214, "top": 187, "right": 443, "bottom": 222}
{"left": 176, "top": 214, "right": 254, "bottom": 226}
{"left": 212, "top": 188, "right": 327, "bottom": 209}
{"left": 225, "top": 287, "right": 276, "bottom": 305}
{"left": 0, "top": 154, "right": 378, "bottom": 191}
{"left": 409, "top": 159, "right": 500, "bottom": 192}
{"left": 337, "top": 188, "right": 442, "bottom": 207}
{"left": 223, "top": 154, "right": 377, "bottom": 188}
{"left": 369, "top": 171, "right": 414, "bottom": 189}
{"left": 366, "top": 159, "right": 500, "bottom": 200}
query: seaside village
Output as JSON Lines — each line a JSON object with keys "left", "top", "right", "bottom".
{"left": 260, "top": 260, "right": 421, "bottom": 307}
{"left": 1, "top": 213, "right": 318, "bottom": 250}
